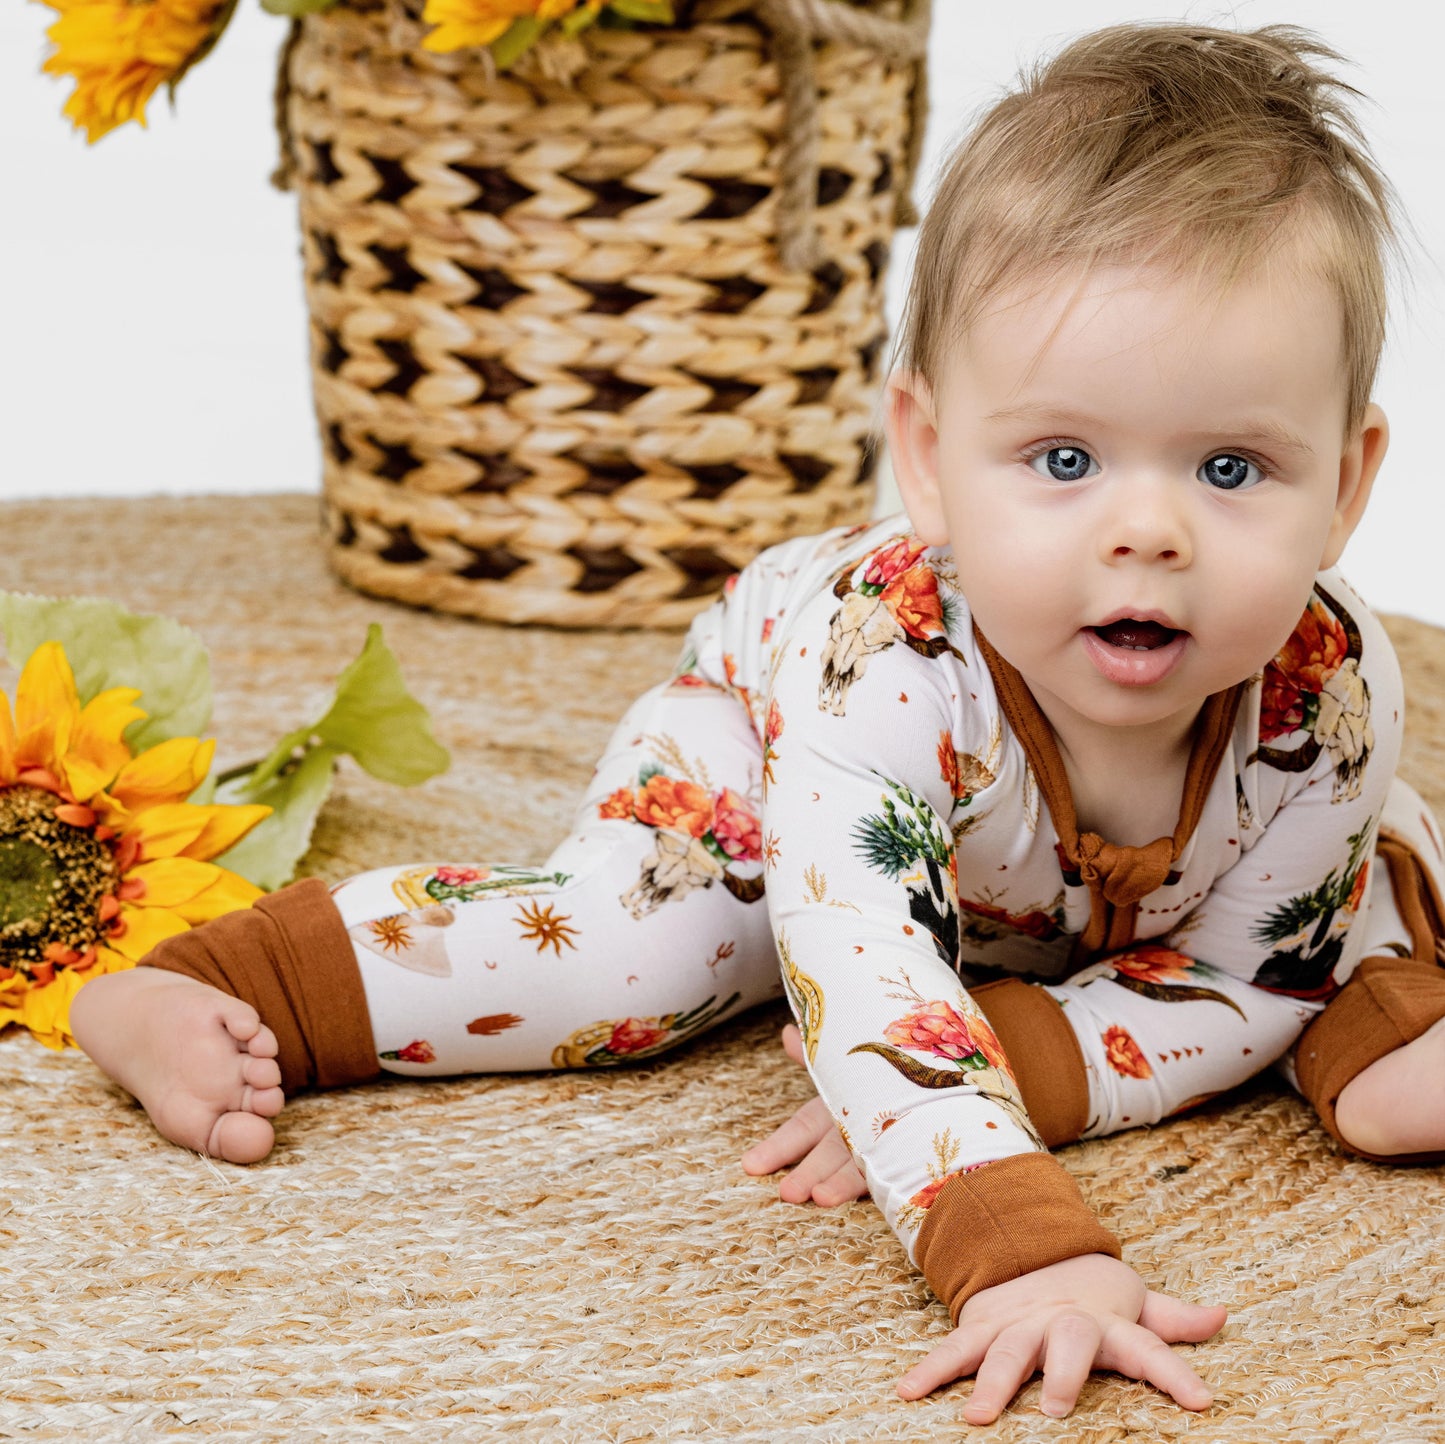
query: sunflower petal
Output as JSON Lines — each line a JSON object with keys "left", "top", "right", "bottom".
{"left": 168, "top": 868, "right": 265, "bottom": 925}
{"left": 64, "top": 686, "right": 145, "bottom": 800}
{"left": 108, "top": 903, "right": 192, "bottom": 962}
{"left": 126, "top": 857, "right": 225, "bottom": 908}
{"left": 175, "top": 803, "right": 273, "bottom": 862}
{"left": 14, "top": 642, "right": 80, "bottom": 773}
{"left": 108, "top": 735, "right": 216, "bottom": 812}
{"left": 0, "top": 688, "right": 15, "bottom": 782}
{"left": 121, "top": 801, "right": 211, "bottom": 860}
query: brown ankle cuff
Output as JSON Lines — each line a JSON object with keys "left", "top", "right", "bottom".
{"left": 1296, "top": 955, "right": 1445, "bottom": 1165}
{"left": 141, "top": 877, "right": 381, "bottom": 1094}
{"left": 970, "top": 979, "right": 1089, "bottom": 1147}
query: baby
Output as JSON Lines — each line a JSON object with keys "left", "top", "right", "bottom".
{"left": 72, "top": 20, "right": 1445, "bottom": 1426}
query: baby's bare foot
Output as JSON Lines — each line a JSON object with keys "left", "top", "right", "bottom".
{"left": 71, "top": 968, "right": 285, "bottom": 1163}
{"left": 1334, "top": 1014, "right": 1445, "bottom": 1157}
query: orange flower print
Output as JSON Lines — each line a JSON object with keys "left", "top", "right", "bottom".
{"left": 885, "top": 1001, "right": 982, "bottom": 1063}
{"left": 710, "top": 787, "right": 762, "bottom": 862}
{"left": 881, "top": 565, "right": 944, "bottom": 640}
{"left": 872, "top": 560, "right": 942, "bottom": 641}
{"left": 938, "top": 731, "right": 960, "bottom": 796}
{"left": 908, "top": 1161, "right": 987, "bottom": 1210}
{"left": 1260, "top": 599, "right": 1349, "bottom": 742}
{"left": 967, "top": 1013, "right": 1012, "bottom": 1077}
{"left": 1102, "top": 1025, "right": 1152, "bottom": 1079}
{"left": 607, "top": 1017, "right": 669, "bottom": 1054}
{"left": 634, "top": 775, "right": 714, "bottom": 837}
{"left": 1347, "top": 859, "right": 1369, "bottom": 912}
{"left": 1109, "top": 947, "right": 1195, "bottom": 985}
{"left": 599, "top": 787, "right": 636, "bottom": 821}
{"left": 908, "top": 1174, "right": 953, "bottom": 1211}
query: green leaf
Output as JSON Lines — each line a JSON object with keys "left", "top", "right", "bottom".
{"left": 491, "top": 17, "right": 544, "bottom": 69}
{"left": 0, "top": 592, "right": 212, "bottom": 751}
{"left": 308, "top": 624, "right": 450, "bottom": 785}
{"left": 608, "top": 0, "right": 675, "bottom": 21}
{"left": 213, "top": 745, "right": 338, "bottom": 891}
{"left": 258, "top": 0, "right": 341, "bottom": 15}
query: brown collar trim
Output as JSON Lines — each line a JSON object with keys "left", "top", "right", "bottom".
{"left": 973, "top": 624, "right": 1245, "bottom": 865}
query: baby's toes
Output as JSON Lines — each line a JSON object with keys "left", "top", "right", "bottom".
{"left": 243, "top": 1022, "right": 280, "bottom": 1061}
{"left": 242, "top": 1084, "right": 286, "bottom": 1120}
{"left": 218, "top": 998, "right": 265, "bottom": 1046}
{"left": 242, "top": 1054, "right": 282, "bottom": 1093}
{"left": 207, "top": 1110, "right": 276, "bottom": 1164}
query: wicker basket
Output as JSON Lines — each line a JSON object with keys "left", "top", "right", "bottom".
{"left": 281, "top": 0, "right": 927, "bottom": 627}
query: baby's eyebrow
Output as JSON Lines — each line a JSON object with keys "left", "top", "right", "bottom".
{"left": 983, "top": 403, "right": 1315, "bottom": 458}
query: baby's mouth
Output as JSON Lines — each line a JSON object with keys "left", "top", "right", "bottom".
{"left": 1090, "top": 619, "right": 1182, "bottom": 651}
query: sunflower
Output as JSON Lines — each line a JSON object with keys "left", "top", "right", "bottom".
{"left": 421, "top": 0, "right": 601, "bottom": 54}
{"left": 0, "top": 641, "right": 270, "bottom": 1048}
{"left": 40, "top": 0, "right": 228, "bottom": 143}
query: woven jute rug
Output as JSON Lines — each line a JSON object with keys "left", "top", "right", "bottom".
{"left": 2, "top": 495, "right": 1443, "bottom": 1442}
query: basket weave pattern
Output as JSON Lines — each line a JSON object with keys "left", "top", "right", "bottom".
{"left": 288, "top": 6, "right": 916, "bottom": 626}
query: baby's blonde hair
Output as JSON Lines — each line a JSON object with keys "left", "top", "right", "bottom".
{"left": 898, "top": 23, "right": 1399, "bottom": 434}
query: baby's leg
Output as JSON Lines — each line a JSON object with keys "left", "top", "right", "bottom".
{"left": 1299, "top": 782, "right": 1445, "bottom": 1161}
{"left": 73, "top": 672, "right": 780, "bottom": 1158}
{"left": 339, "top": 676, "right": 778, "bottom": 1077}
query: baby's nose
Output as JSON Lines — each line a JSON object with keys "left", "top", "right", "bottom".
{"left": 1099, "top": 476, "right": 1192, "bottom": 566}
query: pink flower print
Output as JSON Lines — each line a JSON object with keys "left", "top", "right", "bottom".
{"left": 434, "top": 866, "right": 489, "bottom": 888}
{"left": 765, "top": 700, "right": 784, "bottom": 747}
{"left": 607, "top": 1018, "right": 669, "bottom": 1055}
{"left": 710, "top": 787, "right": 762, "bottom": 861}
{"left": 862, "top": 537, "right": 927, "bottom": 590}
{"left": 884, "top": 1001, "right": 980, "bottom": 1062}
{"left": 382, "top": 1039, "right": 437, "bottom": 1065}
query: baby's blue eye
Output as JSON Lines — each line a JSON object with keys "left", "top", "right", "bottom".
{"left": 1199, "top": 453, "right": 1261, "bottom": 490}
{"left": 1028, "top": 446, "right": 1097, "bottom": 482}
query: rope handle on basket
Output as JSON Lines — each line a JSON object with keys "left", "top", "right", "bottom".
{"left": 728, "top": 0, "right": 932, "bottom": 267}
{"left": 271, "top": 0, "right": 931, "bottom": 270}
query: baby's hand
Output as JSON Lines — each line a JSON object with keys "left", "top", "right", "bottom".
{"left": 740, "top": 1025, "right": 869, "bottom": 1205}
{"left": 897, "top": 1253, "right": 1226, "bottom": 1423}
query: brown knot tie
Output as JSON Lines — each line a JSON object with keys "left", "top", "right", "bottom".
{"left": 1072, "top": 834, "right": 1177, "bottom": 954}
{"left": 1075, "top": 833, "right": 1176, "bottom": 905}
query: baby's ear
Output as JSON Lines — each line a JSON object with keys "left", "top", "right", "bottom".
{"left": 1320, "top": 403, "right": 1389, "bottom": 569}
{"left": 884, "top": 369, "right": 950, "bottom": 546}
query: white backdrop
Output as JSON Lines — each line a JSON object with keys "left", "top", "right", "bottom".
{"left": 4, "top": 1, "right": 1442, "bottom": 625}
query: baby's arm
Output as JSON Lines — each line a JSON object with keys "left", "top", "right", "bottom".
{"left": 759, "top": 578, "right": 1221, "bottom": 1416}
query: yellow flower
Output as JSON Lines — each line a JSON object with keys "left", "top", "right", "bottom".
{"left": 421, "top": 0, "right": 599, "bottom": 54}
{"left": 0, "top": 642, "right": 270, "bottom": 1048}
{"left": 39, "top": 0, "right": 227, "bottom": 143}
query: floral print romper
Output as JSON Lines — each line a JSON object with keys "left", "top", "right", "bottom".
{"left": 329, "top": 517, "right": 1445, "bottom": 1278}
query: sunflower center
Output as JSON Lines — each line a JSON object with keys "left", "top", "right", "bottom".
{"left": 0, "top": 784, "right": 118, "bottom": 971}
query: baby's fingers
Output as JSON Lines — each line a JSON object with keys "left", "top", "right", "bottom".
{"left": 896, "top": 1321, "right": 992, "bottom": 1401}
{"left": 740, "top": 1095, "right": 834, "bottom": 1175}
{"left": 1098, "top": 1319, "right": 1214, "bottom": 1411}
{"left": 960, "top": 1321, "right": 1051, "bottom": 1424}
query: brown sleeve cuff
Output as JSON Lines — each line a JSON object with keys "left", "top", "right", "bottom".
{"left": 970, "top": 978, "right": 1089, "bottom": 1146}
{"left": 914, "top": 1151, "right": 1122, "bottom": 1323}
{"left": 1296, "top": 955, "right": 1445, "bottom": 1165}
{"left": 141, "top": 877, "right": 381, "bottom": 1094}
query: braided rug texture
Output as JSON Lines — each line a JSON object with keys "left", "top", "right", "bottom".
{"left": 2, "top": 495, "right": 1443, "bottom": 1442}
